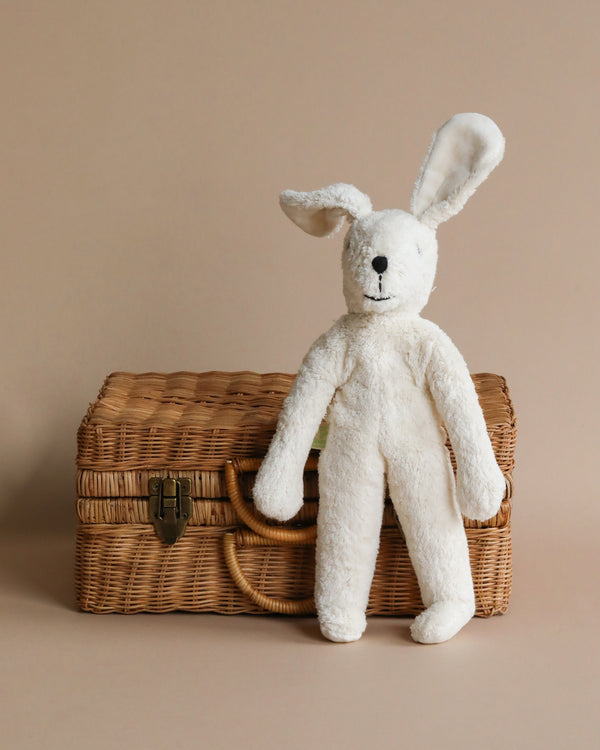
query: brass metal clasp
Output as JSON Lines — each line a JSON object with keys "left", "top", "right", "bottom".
{"left": 148, "top": 477, "right": 192, "bottom": 544}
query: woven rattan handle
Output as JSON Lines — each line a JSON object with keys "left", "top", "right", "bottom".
{"left": 223, "top": 530, "right": 316, "bottom": 615}
{"left": 224, "top": 457, "right": 318, "bottom": 542}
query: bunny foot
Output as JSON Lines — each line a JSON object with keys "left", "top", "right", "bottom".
{"left": 319, "top": 612, "right": 366, "bottom": 643}
{"left": 410, "top": 600, "right": 475, "bottom": 644}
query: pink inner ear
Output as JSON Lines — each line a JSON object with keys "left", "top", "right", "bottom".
{"left": 415, "top": 130, "right": 487, "bottom": 213}
{"left": 280, "top": 184, "right": 373, "bottom": 237}
{"left": 281, "top": 203, "right": 348, "bottom": 237}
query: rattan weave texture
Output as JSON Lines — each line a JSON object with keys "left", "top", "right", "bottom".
{"left": 76, "top": 496, "right": 511, "bottom": 530}
{"left": 75, "top": 524, "right": 511, "bottom": 616}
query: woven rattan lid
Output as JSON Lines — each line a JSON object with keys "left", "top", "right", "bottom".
{"left": 77, "top": 370, "right": 516, "bottom": 473}
{"left": 77, "top": 372, "right": 295, "bottom": 471}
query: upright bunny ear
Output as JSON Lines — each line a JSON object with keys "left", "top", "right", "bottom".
{"left": 410, "top": 113, "right": 505, "bottom": 230}
{"left": 279, "top": 183, "right": 372, "bottom": 237}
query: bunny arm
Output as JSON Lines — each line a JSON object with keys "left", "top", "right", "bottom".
{"left": 253, "top": 324, "right": 347, "bottom": 522}
{"left": 425, "top": 327, "right": 506, "bottom": 521}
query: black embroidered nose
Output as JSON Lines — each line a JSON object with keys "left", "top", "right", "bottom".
{"left": 372, "top": 256, "right": 388, "bottom": 274}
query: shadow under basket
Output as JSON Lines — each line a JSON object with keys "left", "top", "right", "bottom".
{"left": 75, "top": 371, "right": 516, "bottom": 617}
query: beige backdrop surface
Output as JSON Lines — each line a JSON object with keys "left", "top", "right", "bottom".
{"left": 2, "top": 1, "right": 598, "bottom": 533}
{"left": 0, "top": 2, "right": 599, "bottom": 749}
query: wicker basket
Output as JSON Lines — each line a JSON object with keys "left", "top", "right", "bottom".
{"left": 75, "top": 371, "right": 516, "bottom": 616}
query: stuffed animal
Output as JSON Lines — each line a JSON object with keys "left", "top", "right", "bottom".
{"left": 253, "top": 113, "right": 507, "bottom": 644}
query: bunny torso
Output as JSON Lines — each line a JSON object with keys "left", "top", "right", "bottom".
{"left": 324, "top": 312, "right": 445, "bottom": 453}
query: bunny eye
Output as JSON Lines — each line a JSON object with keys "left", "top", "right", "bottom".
{"left": 416, "top": 245, "right": 422, "bottom": 255}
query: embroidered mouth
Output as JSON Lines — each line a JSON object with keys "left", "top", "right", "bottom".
{"left": 364, "top": 294, "right": 393, "bottom": 302}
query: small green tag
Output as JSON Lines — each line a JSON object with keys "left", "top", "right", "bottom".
{"left": 311, "top": 422, "right": 329, "bottom": 451}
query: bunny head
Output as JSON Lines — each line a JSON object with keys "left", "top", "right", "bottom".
{"left": 280, "top": 113, "right": 505, "bottom": 315}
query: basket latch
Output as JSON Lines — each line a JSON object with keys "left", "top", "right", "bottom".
{"left": 149, "top": 477, "right": 192, "bottom": 544}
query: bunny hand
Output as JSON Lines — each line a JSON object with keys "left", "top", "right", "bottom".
{"left": 456, "top": 458, "right": 506, "bottom": 522}
{"left": 253, "top": 449, "right": 305, "bottom": 523}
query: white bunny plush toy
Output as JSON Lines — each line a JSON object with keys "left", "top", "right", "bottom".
{"left": 253, "top": 113, "right": 507, "bottom": 644}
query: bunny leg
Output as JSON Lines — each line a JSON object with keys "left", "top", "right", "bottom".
{"left": 387, "top": 443, "right": 475, "bottom": 644}
{"left": 315, "top": 429, "right": 385, "bottom": 643}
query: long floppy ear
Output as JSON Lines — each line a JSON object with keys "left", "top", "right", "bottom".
{"left": 410, "top": 113, "right": 505, "bottom": 230}
{"left": 279, "top": 183, "right": 372, "bottom": 237}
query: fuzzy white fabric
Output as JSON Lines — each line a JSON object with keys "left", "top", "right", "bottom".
{"left": 280, "top": 183, "right": 372, "bottom": 237}
{"left": 254, "top": 113, "right": 506, "bottom": 644}
{"left": 411, "top": 113, "right": 505, "bottom": 229}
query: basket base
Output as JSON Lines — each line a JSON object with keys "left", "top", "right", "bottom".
{"left": 75, "top": 523, "right": 511, "bottom": 617}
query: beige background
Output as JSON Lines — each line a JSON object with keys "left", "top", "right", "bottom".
{"left": 1, "top": 2, "right": 598, "bottom": 748}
